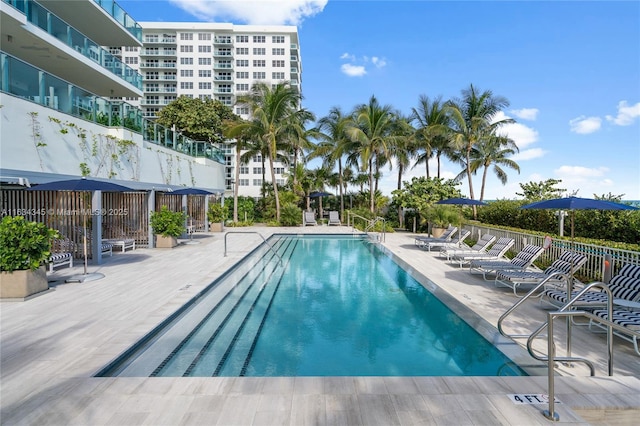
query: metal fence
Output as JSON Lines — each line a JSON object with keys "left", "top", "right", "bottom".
{"left": 464, "top": 224, "right": 640, "bottom": 282}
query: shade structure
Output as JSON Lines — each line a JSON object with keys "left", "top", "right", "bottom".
{"left": 436, "top": 197, "right": 487, "bottom": 206}
{"left": 27, "top": 177, "right": 134, "bottom": 282}
{"left": 171, "top": 188, "right": 215, "bottom": 196}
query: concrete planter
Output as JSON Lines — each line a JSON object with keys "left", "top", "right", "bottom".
{"left": 431, "top": 227, "right": 447, "bottom": 238}
{"left": 0, "top": 266, "right": 48, "bottom": 299}
{"left": 155, "top": 235, "right": 178, "bottom": 248}
{"left": 209, "top": 222, "right": 223, "bottom": 232}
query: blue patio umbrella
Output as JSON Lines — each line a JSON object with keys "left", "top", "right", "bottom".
{"left": 521, "top": 196, "right": 638, "bottom": 275}
{"left": 436, "top": 197, "right": 487, "bottom": 206}
{"left": 171, "top": 188, "right": 215, "bottom": 196}
{"left": 27, "top": 177, "right": 134, "bottom": 282}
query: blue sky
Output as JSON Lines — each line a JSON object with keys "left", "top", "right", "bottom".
{"left": 119, "top": 0, "right": 640, "bottom": 200}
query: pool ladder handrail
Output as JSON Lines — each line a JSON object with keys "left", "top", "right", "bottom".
{"left": 497, "top": 275, "right": 633, "bottom": 422}
{"left": 347, "top": 212, "right": 386, "bottom": 242}
{"left": 224, "top": 231, "right": 283, "bottom": 265}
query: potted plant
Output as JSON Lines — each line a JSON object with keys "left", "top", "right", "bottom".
{"left": 207, "top": 202, "right": 227, "bottom": 232}
{"left": 150, "top": 206, "right": 186, "bottom": 248}
{"left": 0, "top": 216, "right": 59, "bottom": 299}
{"left": 424, "top": 205, "right": 460, "bottom": 238}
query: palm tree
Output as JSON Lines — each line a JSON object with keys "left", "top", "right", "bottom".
{"left": 468, "top": 134, "right": 520, "bottom": 201}
{"left": 223, "top": 114, "right": 250, "bottom": 223}
{"left": 228, "top": 82, "right": 303, "bottom": 222}
{"left": 411, "top": 95, "right": 451, "bottom": 179}
{"left": 314, "top": 107, "right": 355, "bottom": 216}
{"left": 346, "top": 95, "right": 399, "bottom": 213}
{"left": 445, "top": 84, "right": 514, "bottom": 212}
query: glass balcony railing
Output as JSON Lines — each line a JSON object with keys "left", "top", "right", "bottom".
{"left": 92, "top": 0, "right": 142, "bottom": 42}
{"left": 0, "top": 52, "right": 224, "bottom": 164}
{"left": 2, "top": 0, "right": 142, "bottom": 90}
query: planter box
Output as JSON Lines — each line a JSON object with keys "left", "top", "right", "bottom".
{"left": 209, "top": 222, "right": 223, "bottom": 232}
{"left": 155, "top": 235, "right": 178, "bottom": 248}
{"left": 0, "top": 266, "right": 48, "bottom": 299}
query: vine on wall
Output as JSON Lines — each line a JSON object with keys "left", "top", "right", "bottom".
{"left": 29, "top": 112, "right": 46, "bottom": 171}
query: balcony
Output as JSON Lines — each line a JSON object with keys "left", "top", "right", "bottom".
{"left": 214, "top": 75, "right": 232, "bottom": 81}
{"left": 141, "top": 49, "right": 176, "bottom": 57}
{"left": 214, "top": 63, "right": 233, "bottom": 69}
{"left": 214, "top": 37, "right": 232, "bottom": 44}
{"left": 144, "top": 36, "right": 177, "bottom": 44}
{"left": 214, "top": 50, "right": 233, "bottom": 57}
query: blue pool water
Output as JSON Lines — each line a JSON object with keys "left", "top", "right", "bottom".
{"left": 99, "top": 235, "right": 527, "bottom": 377}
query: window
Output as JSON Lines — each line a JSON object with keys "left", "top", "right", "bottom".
{"left": 198, "top": 57, "right": 211, "bottom": 65}
{"left": 125, "top": 46, "right": 138, "bottom": 52}
{"left": 236, "top": 71, "right": 249, "bottom": 78}
{"left": 198, "top": 33, "right": 211, "bottom": 41}
{"left": 253, "top": 167, "right": 263, "bottom": 174}
{"left": 239, "top": 179, "right": 249, "bottom": 186}
{"left": 276, "top": 179, "right": 286, "bottom": 186}
{"left": 272, "top": 72, "right": 285, "bottom": 80}
{"left": 180, "top": 45, "right": 193, "bottom": 53}
{"left": 236, "top": 47, "right": 248, "bottom": 55}
{"left": 236, "top": 35, "right": 248, "bottom": 42}
{"left": 199, "top": 82, "right": 211, "bottom": 90}
{"left": 146, "top": 71, "right": 159, "bottom": 80}
{"left": 252, "top": 155, "right": 262, "bottom": 162}
{"left": 272, "top": 35, "right": 285, "bottom": 43}
{"left": 253, "top": 72, "right": 266, "bottom": 79}
{"left": 239, "top": 166, "right": 249, "bottom": 174}
{"left": 236, "top": 106, "right": 249, "bottom": 115}
{"left": 253, "top": 179, "right": 263, "bottom": 186}
{"left": 236, "top": 59, "right": 249, "bottom": 67}
{"left": 199, "top": 70, "right": 212, "bottom": 78}
{"left": 253, "top": 60, "right": 266, "bottom": 67}
{"left": 145, "top": 95, "right": 159, "bottom": 104}
{"left": 272, "top": 60, "right": 285, "bottom": 67}
{"left": 180, "top": 82, "right": 193, "bottom": 89}
{"left": 272, "top": 48, "right": 285, "bottom": 55}
{"left": 180, "top": 33, "right": 193, "bottom": 40}
{"left": 198, "top": 45, "right": 211, "bottom": 53}
{"left": 181, "top": 57, "right": 193, "bottom": 65}
{"left": 274, "top": 167, "right": 285, "bottom": 174}
{"left": 236, "top": 83, "right": 249, "bottom": 91}
{"left": 180, "top": 69, "right": 193, "bottom": 77}
{"left": 146, "top": 83, "right": 159, "bottom": 92}
{"left": 253, "top": 47, "right": 266, "bottom": 55}
{"left": 125, "top": 57, "right": 138, "bottom": 65}
{"left": 253, "top": 35, "right": 266, "bottom": 43}
{"left": 145, "top": 35, "right": 158, "bottom": 43}
{"left": 199, "top": 94, "right": 211, "bottom": 100}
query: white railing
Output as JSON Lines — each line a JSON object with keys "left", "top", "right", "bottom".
{"left": 462, "top": 224, "right": 640, "bottom": 281}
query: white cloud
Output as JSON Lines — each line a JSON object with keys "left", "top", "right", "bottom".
{"left": 371, "top": 56, "right": 387, "bottom": 68}
{"left": 340, "top": 63, "right": 366, "bottom": 77}
{"left": 556, "top": 165, "right": 608, "bottom": 178}
{"left": 510, "top": 108, "right": 539, "bottom": 121}
{"left": 339, "top": 53, "right": 387, "bottom": 77}
{"left": 605, "top": 100, "right": 640, "bottom": 126}
{"left": 569, "top": 116, "right": 602, "bottom": 134}
{"left": 168, "top": 0, "right": 327, "bottom": 25}
{"left": 512, "top": 148, "right": 546, "bottom": 161}
{"left": 493, "top": 111, "right": 539, "bottom": 148}
{"left": 554, "top": 165, "right": 613, "bottom": 195}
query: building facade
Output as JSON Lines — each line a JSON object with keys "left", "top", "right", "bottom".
{"left": 115, "top": 22, "right": 302, "bottom": 198}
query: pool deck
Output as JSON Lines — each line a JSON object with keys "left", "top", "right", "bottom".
{"left": 1, "top": 226, "right": 638, "bottom": 425}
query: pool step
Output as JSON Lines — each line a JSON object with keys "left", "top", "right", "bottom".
{"left": 116, "top": 238, "right": 289, "bottom": 377}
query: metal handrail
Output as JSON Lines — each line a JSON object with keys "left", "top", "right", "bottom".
{"left": 347, "top": 212, "right": 386, "bottom": 242}
{"left": 224, "top": 231, "right": 283, "bottom": 265}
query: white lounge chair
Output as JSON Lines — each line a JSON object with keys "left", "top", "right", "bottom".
{"left": 439, "top": 233, "right": 496, "bottom": 261}
{"left": 589, "top": 308, "right": 640, "bottom": 355}
{"left": 420, "top": 229, "right": 471, "bottom": 252}
{"left": 414, "top": 226, "right": 457, "bottom": 247}
{"left": 450, "top": 237, "right": 515, "bottom": 268}
{"left": 495, "top": 251, "right": 588, "bottom": 296}
{"left": 304, "top": 211, "right": 317, "bottom": 226}
{"left": 328, "top": 211, "right": 341, "bottom": 226}
{"left": 469, "top": 244, "right": 545, "bottom": 280}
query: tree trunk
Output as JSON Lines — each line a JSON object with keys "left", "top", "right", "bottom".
{"left": 338, "top": 159, "right": 344, "bottom": 217}
{"left": 369, "top": 157, "right": 374, "bottom": 213}
{"left": 268, "top": 148, "right": 280, "bottom": 221}
{"left": 233, "top": 145, "right": 240, "bottom": 222}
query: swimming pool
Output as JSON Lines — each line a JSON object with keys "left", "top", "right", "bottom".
{"left": 98, "top": 234, "right": 534, "bottom": 377}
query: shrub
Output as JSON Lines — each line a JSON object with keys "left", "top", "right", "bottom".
{"left": 0, "top": 216, "right": 59, "bottom": 272}
{"left": 150, "top": 206, "right": 186, "bottom": 237}
{"left": 279, "top": 203, "right": 302, "bottom": 226}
